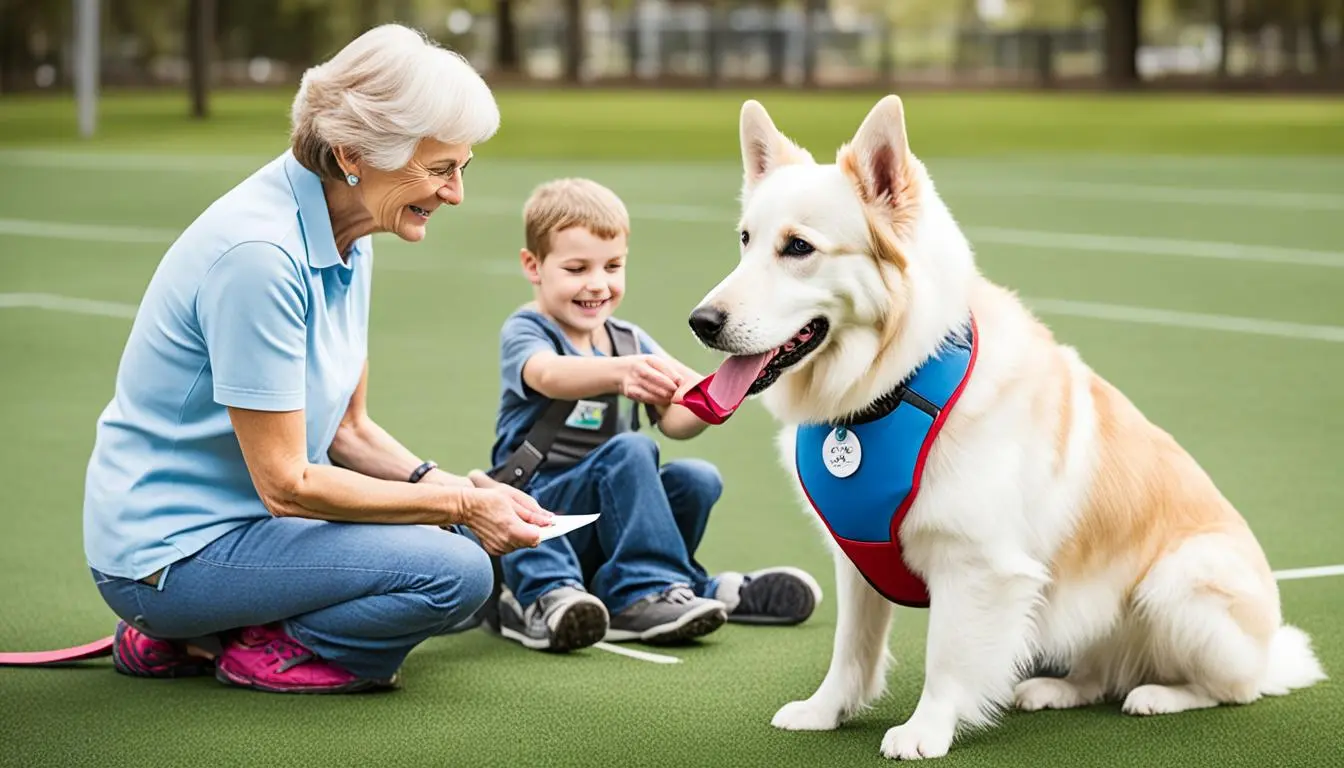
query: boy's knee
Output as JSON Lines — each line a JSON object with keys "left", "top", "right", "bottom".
{"left": 666, "top": 458, "right": 724, "bottom": 505}
{"left": 601, "top": 431, "right": 660, "bottom": 465}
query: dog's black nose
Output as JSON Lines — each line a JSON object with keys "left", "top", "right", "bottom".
{"left": 688, "top": 306, "right": 727, "bottom": 342}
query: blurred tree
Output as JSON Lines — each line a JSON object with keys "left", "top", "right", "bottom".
{"left": 1101, "top": 0, "right": 1140, "bottom": 86}
{"left": 187, "top": 0, "right": 214, "bottom": 118}
{"left": 495, "top": 0, "right": 521, "bottom": 73}
{"left": 564, "top": 0, "right": 583, "bottom": 82}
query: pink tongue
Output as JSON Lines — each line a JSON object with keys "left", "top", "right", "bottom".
{"left": 706, "top": 351, "right": 775, "bottom": 410}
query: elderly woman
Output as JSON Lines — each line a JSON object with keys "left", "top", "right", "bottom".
{"left": 82, "top": 24, "right": 550, "bottom": 694}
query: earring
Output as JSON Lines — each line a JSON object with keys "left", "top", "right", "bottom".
{"left": 345, "top": 173, "right": 360, "bottom": 186}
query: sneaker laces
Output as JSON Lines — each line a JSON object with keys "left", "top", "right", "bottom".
{"left": 260, "top": 635, "right": 316, "bottom": 673}
{"left": 657, "top": 585, "right": 696, "bottom": 605}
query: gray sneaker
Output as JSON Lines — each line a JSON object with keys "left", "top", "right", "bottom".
{"left": 714, "top": 567, "right": 822, "bottom": 625}
{"left": 605, "top": 585, "right": 727, "bottom": 645}
{"left": 497, "top": 586, "right": 609, "bottom": 652}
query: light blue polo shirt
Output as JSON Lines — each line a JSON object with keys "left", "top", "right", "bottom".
{"left": 83, "top": 150, "right": 372, "bottom": 581}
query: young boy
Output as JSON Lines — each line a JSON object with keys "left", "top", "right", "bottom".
{"left": 485, "top": 177, "right": 821, "bottom": 652}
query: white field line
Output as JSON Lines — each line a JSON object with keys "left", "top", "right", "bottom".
{"left": 0, "top": 218, "right": 179, "bottom": 244}
{"left": 4, "top": 212, "right": 1344, "bottom": 271}
{"left": 0, "top": 292, "right": 139, "bottom": 319}
{"left": 1025, "top": 299, "right": 1344, "bottom": 344}
{"left": 3, "top": 148, "right": 1344, "bottom": 211}
{"left": 1273, "top": 565, "right": 1344, "bottom": 582}
{"left": 4, "top": 292, "right": 1344, "bottom": 346}
{"left": 943, "top": 179, "right": 1344, "bottom": 212}
{"left": 591, "top": 642, "right": 681, "bottom": 664}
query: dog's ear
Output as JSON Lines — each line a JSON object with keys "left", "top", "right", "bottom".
{"left": 740, "top": 100, "right": 812, "bottom": 196}
{"left": 840, "top": 95, "right": 911, "bottom": 210}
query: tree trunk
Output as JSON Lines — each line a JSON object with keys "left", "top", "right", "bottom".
{"left": 1102, "top": 0, "right": 1140, "bottom": 88}
{"left": 564, "top": 0, "right": 583, "bottom": 83}
{"left": 766, "top": 0, "right": 784, "bottom": 84}
{"left": 495, "top": 0, "right": 519, "bottom": 72}
{"left": 801, "top": 0, "right": 819, "bottom": 87}
{"left": 187, "top": 0, "right": 214, "bottom": 118}
{"left": 1215, "top": 0, "right": 1229, "bottom": 79}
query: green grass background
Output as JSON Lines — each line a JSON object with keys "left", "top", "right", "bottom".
{"left": 0, "top": 88, "right": 1341, "bottom": 767}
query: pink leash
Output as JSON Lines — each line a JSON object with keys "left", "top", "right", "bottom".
{"left": 0, "top": 636, "right": 114, "bottom": 666}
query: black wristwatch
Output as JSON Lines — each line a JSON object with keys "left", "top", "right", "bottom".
{"left": 408, "top": 460, "right": 438, "bottom": 483}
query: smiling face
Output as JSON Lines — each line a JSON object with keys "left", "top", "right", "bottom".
{"left": 340, "top": 137, "right": 472, "bottom": 242}
{"left": 523, "top": 226, "right": 628, "bottom": 339}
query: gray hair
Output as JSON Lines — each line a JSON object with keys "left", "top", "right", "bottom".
{"left": 290, "top": 24, "right": 501, "bottom": 181}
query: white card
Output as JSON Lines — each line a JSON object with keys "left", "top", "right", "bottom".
{"left": 537, "top": 513, "right": 601, "bottom": 542}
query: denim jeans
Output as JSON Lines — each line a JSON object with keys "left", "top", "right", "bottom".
{"left": 500, "top": 432, "right": 724, "bottom": 614}
{"left": 91, "top": 516, "right": 493, "bottom": 680}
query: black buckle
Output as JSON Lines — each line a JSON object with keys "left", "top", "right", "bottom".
{"left": 491, "top": 441, "right": 545, "bottom": 489}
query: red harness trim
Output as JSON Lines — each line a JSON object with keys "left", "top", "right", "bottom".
{"left": 796, "top": 315, "right": 979, "bottom": 608}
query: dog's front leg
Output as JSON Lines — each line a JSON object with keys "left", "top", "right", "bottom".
{"left": 772, "top": 543, "right": 895, "bottom": 731}
{"left": 880, "top": 552, "right": 1045, "bottom": 760}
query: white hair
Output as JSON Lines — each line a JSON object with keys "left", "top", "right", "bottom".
{"left": 290, "top": 24, "right": 500, "bottom": 180}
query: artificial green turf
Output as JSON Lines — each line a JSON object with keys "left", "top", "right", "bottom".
{"left": 0, "top": 90, "right": 1341, "bottom": 767}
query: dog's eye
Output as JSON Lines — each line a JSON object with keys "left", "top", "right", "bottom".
{"left": 783, "top": 237, "right": 815, "bottom": 257}
{"left": 740, "top": 231, "right": 750, "bottom": 246}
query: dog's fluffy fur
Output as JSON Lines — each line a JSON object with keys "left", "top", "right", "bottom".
{"left": 688, "top": 96, "right": 1327, "bottom": 759}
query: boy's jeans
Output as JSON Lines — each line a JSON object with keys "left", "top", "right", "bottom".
{"left": 91, "top": 517, "right": 494, "bottom": 680}
{"left": 500, "top": 432, "right": 723, "bottom": 614}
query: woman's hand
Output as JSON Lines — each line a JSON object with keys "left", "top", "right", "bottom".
{"left": 460, "top": 470, "right": 555, "bottom": 556}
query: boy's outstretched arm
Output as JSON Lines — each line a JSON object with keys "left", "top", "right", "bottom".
{"left": 656, "top": 403, "right": 711, "bottom": 440}
{"left": 523, "top": 351, "right": 682, "bottom": 404}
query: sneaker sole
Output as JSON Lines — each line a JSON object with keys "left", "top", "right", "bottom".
{"left": 214, "top": 665, "right": 398, "bottom": 695}
{"left": 728, "top": 570, "right": 819, "bottom": 626}
{"left": 500, "top": 600, "right": 609, "bottom": 652}
{"left": 605, "top": 602, "right": 727, "bottom": 645}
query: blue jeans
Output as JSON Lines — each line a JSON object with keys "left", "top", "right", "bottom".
{"left": 500, "top": 432, "right": 723, "bottom": 614}
{"left": 90, "top": 516, "right": 493, "bottom": 680}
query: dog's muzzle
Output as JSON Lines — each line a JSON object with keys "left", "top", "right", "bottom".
{"left": 688, "top": 305, "right": 727, "bottom": 345}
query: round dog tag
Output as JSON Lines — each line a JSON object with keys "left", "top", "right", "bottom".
{"left": 822, "top": 426, "right": 862, "bottom": 478}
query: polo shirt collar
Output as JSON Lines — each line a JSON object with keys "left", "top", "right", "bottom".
{"left": 284, "top": 150, "right": 350, "bottom": 270}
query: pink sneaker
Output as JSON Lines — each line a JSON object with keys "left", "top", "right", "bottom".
{"left": 113, "top": 621, "right": 214, "bottom": 679}
{"left": 214, "top": 624, "right": 396, "bottom": 694}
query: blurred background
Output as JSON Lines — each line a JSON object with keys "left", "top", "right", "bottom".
{"left": 3, "top": 0, "right": 1343, "bottom": 100}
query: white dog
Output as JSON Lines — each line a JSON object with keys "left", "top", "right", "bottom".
{"left": 681, "top": 95, "right": 1326, "bottom": 759}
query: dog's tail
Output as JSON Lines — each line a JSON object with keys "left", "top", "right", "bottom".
{"left": 1261, "top": 624, "right": 1327, "bottom": 696}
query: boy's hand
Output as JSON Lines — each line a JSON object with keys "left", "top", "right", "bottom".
{"left": 619, "top": 355, "right": 684, "bottom": 406}
{"left": 671, "top": 374, "right": 704, "bottom": 407}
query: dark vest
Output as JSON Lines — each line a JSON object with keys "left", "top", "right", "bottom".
{"left": 490, "top": 319, "right": 658, "bottom": 489}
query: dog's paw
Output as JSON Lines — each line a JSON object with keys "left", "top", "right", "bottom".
{"left": 771, "top": 699, "right": 843, "bottom": 731}
{"left": 1014, "top": 677, "right": 1087, "bottom": 711}
{"left": 1121, "top": 684, "right": 1217, "bottom": 716}
{"left": 879, "top": 722, "right": 954, "bottom": 760}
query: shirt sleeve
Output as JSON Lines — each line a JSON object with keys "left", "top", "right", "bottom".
{"left": 500, "top": 313, "right": 561, "bottom": 399}
{"left": 196, "top": 241, "right": 309, "bottom": 411}
{"left": 635, "top": 325, "right": 665, "bottom": 356}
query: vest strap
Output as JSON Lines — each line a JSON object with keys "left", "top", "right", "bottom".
{"left": 490, "top": 318, "right": 654, "bottom": 489}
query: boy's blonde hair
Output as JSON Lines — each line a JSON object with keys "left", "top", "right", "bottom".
{"left": 523, "top": 178, "right": 630, "bottom": 260}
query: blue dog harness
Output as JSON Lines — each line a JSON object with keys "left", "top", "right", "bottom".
{"left": 794, "top": 317, "right": 978, "bottom": 608}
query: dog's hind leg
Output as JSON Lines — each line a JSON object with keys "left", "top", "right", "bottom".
{"left": 1121, "top": 532, "right": 1325, "bottom": 716}
{"left": 771, "top": 545, "right": 894, "bottom": 731}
